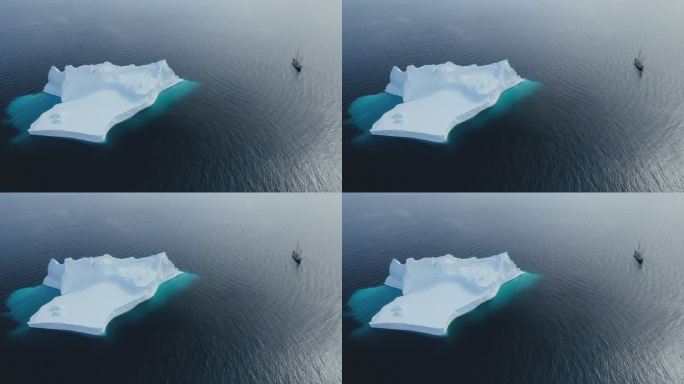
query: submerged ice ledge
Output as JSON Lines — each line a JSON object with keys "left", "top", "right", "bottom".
{"left": 27, "top": 60, "right": 182, "bottom": 143}
{"left": 27, "top": 253, "right": 182, "bottom": 335}
{"left": 370, "top": 60, "right": 524, "bottom": 143}
{"left": 369, "top": 252, "right": 524, "bottom": 336}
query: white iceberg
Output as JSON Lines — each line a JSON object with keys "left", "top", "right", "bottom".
{"left": 28, "top": 253, "right": 182, "bottom": 335}
{"left": 370, "top": 252, "right": 523, "bottom": 336}
{"left": 370, "top": 60, "right": 524, "bottom": 143}
{"left": 28, "top": 60, "right": 182, "bottom": 143}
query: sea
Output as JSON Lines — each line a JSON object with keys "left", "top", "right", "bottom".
{"left": 343, "top": 193, "right": 684, "bottom": 383}
{"left": 0, "top": 193, "right": 341, "bottom": 383}
{"left": 0, "top": 0, "right": 341, "bottom": 192}
{"left": 343, "top": 0, "right": 684, "bottom": 192}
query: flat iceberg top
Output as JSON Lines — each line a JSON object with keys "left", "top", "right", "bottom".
{"left": 370, "top": 252, "right": 523, "bottom": 336}
{"left": 28, "top": 60, "right": 182, "bottom": 143}
{"left": 371, "top": 60, "right": 524, "bottom": 143}
{"left": 28, "top": 252, "right": 181, "bottom": 335}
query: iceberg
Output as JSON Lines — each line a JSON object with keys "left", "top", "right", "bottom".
{"left": 369, "top": 252, "right": 524, "bottom": 336}
{"left": 27, "top": 253, "right": 182, "bottom": 335}
{"left": 27, "top": 60, "right": 182, "bottom": 143}
{"left": 370, "top": 60, "right": 524, "bottom": 143}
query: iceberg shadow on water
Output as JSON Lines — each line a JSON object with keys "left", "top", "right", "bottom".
{"left": 347, "top": 80, "right": 540, "bottom": 145}
{"left": 3, "top": 272, "right": 198, "bottom": 338}
{"left": 346, "top": 272, "right": 540, "bottom": 339}
{"left": 4, "top": 80, "right": 199, "bottom": 145}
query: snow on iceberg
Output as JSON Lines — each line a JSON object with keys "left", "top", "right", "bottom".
{"left": 27, "top": 253, "right": 182, "bottom": 335}
{"left": 370, "top": 60, "right": 524, "bottom": 143}
{"left": 27, "top": 60, "right": 182, "bottom": 143}
{"left": 369, "top": 252, "right": 524, "bottom": 336}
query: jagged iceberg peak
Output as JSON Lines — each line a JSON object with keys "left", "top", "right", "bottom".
{"left": 43, "top": 60, "right": 180, "bottom": 100}
{"left": 28, "top": 60, "right": 183, "bottom": 143}
{"left": 370, "top": 253, "right": 524, "bottom": 336}
{"left": 371, "top": 60, "right": 524, "bottom": 143}
{"left": 28, "top": 252, "right": 182, "bottom": 335}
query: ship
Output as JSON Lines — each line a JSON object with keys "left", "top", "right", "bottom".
{"left": 292, "top": 242, "right": 302, "bottom": 264}
{"left": 292, "top": 49, "right": 303, "bottom": 72}
{"left": 633, "top": 243, "right": 644, "bottom": 264}
{"left": 634, "top": 50, "right": 644, "bottom": 72}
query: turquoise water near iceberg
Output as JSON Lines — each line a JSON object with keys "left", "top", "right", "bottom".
{"left": 0, "top": 0, "right": 341, "bottom": 191}
{"left": 346, "top": 272, "right": 539, "bottom": 338}
{"left": 343, "top": 0, "right": 684, "bottom": 192}
{"left": 4, "top": 285, "right": 60, "bottom": 336}
{"left": 0, "top": 194, "right": 341, "bottom": 383}
{"left": 347, "top": 80, "right": 539, "bottom": 144}
{"left": 343, "top": 193, "right": 684, "bottom": 383}
{"left": 5, "top": 93, "right": 60, "bottom": 132}
{"left": 6, "top": 80, "right": 199, "bottom": 144}
{"left": 4, "top": 273, "right": 198, "bottom": 337}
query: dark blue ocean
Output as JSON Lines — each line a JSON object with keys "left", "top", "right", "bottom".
{"left": 343, "top": 0, "right": 684, "bottom": 192}
{"left": 0, "top": 0, "right": 341, "bottom": 192}
{"left": 0, "top": 194, "right": 341, "bottom": 383}
{"left": 343, "top": 193, "right": 684, "bottom": 383}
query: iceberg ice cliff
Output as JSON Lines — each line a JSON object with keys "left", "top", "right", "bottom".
{"left": 28, "top": 253, "right": 182, "bottom": 335}
{"left": 370, "top": 253, "right": 524, "bottom": 336}
{"left": 28, "top": 61, "right": 182, "bottom": 142}
{"left": 371, "top": 61, "right": 524, "bottom": 143}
